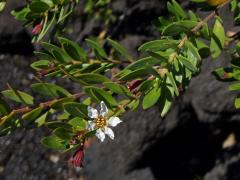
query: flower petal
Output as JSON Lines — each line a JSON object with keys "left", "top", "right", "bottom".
{"left": 96, "top": 129, "right": 105, "bottom": 142}
{"left": 104, "top": 127, "right": 114, "bottom": 140}
{"left": 107, "top": 117, "right": 122, "bottom": 127}
{"left": 86, "top": 121, "right": 96, "bottom": 131}
{"left": 88, "top": 106, "right": 98, "bottom": 119}
{"left": 100, "top": 101, "right": 108, "bottom": 117}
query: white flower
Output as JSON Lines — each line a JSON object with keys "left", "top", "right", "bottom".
{"left": 86, "top": 101, "right": 122, "bottom": 142}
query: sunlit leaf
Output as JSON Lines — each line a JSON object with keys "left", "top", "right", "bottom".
{"left": 86, "top": 38, "right": 107, "bottom": 59}
{"left": 63, "top": 102, "right": 88, "bottom": 118}
{"left": 58, "top": 37, "right": 87, "bottom": 61}
{"left": 31, "top": 83, "right": 71, "bottom": 98}
{"left": 2, "top": 90, "right": 34, "bottom": 105}
{"left": 22, "top": 107, "right": 42, "bottom": 121}
{"left": 68, "top": 117, "right": 86, "bottom": 131}
{"left": 142, "top": 80, "right": 161, "bottom": 109}
{"left": 41, "top": 135, "right": 68, "bottom": 150}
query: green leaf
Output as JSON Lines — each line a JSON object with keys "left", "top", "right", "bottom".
{"left": 41, "top": 0, "right": 54, "bottom": 7}
{"left": 142, "top": 80, "right": 161, "bottom": 109}
{"left": 159, "top": 84, "right": 174, "bottom": 117}
{"left": 0, "top": 127, "right": 12, "bottom": 137}
{"left": 84, "top": 87, "right": 118, "bottom": 107}
{"left": 162, "top": 20, "right": 198, "bottom": 36}
{"left": 35, "top": 111, "right": 49, "bottom": 127}
{"left": 235, "top": 42, "right": 240, "bottom": 56}
{"left": 74, "top": 73, "right": 111, "bottom": 84}
{"left": 22, "top": 107, "right": 42, "bottom": 121}
{"left": 213, "top": 68, "right": 233, "bottom": 81}
{"left": 201, "top": 23, "right": 210, "bottom": 39}
{"left": 167, "top": 72, "right": 179, "bottom": 96}
{"left": 31, "top": 83, "right": 71, "bottom": 98}
{"left": 210, "top": 18, "right": 225, "bottom": 58}
{"left": 167, "top": 0, "right": 186, "bottom": 19}
{"left": 235, "top": 97, "right": 240, "bottom": 108}
{"left": 107, "top": 38, "right": 133, "bottom": 61}
{"left": 145, "top": 64, "right": 162, "bottom": 78}
{"left": 178, "top": 56, "right": 198, "bottom": 72}
{"left": 41, "top": 42, "right": 72, "bottom": 63}
{"left": 31, "top": 60, "right": 50, "bottom": 70}
{"left": 138, "top": 40, "right": 178, "bottom": 52}
{"left": 86, "top": 38, "right": 107, "bottom": 59}
{"left": 34, "top": 51, "right": 53, "bottom": 60}
{"left": 232, "top": 68, "right": 240, "bottom": 80}
{"left": 30, "top": 1, "right": 50, "bottom": 13}
{"left": 77, "top": 63, "right": 101, "bottom": 74}
{"left": 104, "top": 82, "right": 131, "bottom": 97}
{"left": 212, "top": 18, "right": 225, "bottom": 48}
{"left": 122, "top": 57, "right": 160, "bottom": 73}
{"left": 185, "top": 41, "right": 201, "bottom": 61}
{"left": 68, "top": 117, "right": 86, "bottom": 131}
{"left": 0, "top": 98, "right": 10, "bottom": 116}
{"left": 210, "top": 38, "right": 222, "bottom": 59}
{"left": 51, "top": 0, "right": 62, "bottom": 4}
{"left": 58, "top": 37, "right": 87, "bottom": 61}
{"left": 92, "top": 63, "right": 114, "bottom": 74}
{"left": 57, "top": 112, "right": 70, "bottom": 120}
{"left": 0, "top": 2, "right": 6, "bottom": 12}
{"left": 147, "top": 51, "right": 168, "bottom": 65}
{"left": 41, "top": 135, "right": 68, "bottom": 150}
{"left": 84, "top": 87, "right": 99, "bottom": 103}
{"left": 229, "top": 83, "right": 240, "bottom": 91}
{"left": 195, "top": 39, "right": 210, "bottom": 58}
{"left": 53, "top": 127, "right": 73, "bottom": 140}
{"left": 36, "top": 12, "right": 56, "bottom": 42}
{"left": 51, "top": 97, "right": 75, "bottom": 109}
{"left": 127, "top": 99, "right": 140, "bottom": 111}
{"left": 11, "top": 7, "right": 30, "bottom": 21}
{"left": 188, "top": 10, "right": 198, "bottom": 21}
{"left": 119, "top": 68, "right": 149, "bottom": 81}
{"left": 84, "top": 130, "right": 97, "bottom": 138}
{"left": 138, "top": 80, "right": 155, "bottom": 93}
{"left": 2, "top": 90, "right": 34, "bottom": 105}
{"left": 92, "top": 87, "right": 118, "bottom": 107}
{"left": 46, "top": 121, "right": 72, "bottom": 130}
{"left": 62, "top": 143, "right": 81, "bottom": 153}
{"left": 63, "top": 102, "right": 88, "bottom": 118}
{"left": 57, "top": 6, "right": 73, "bottom": 23}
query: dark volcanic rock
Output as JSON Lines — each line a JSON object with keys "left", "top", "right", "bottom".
{"left": 204, "top": 144, "right": 240, "bottom": 180}
{"left": 0, "top": 1, "right": 33, "bottom": 55}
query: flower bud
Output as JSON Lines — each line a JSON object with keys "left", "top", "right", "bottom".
{"left": 68, "top": 147, "right": 84, "bottom": 168}
{"left": 32, "top": 23, "right": 43, "bottom": 35}
{"left": 127, "top": 79, "right": 143, "bottom": 92}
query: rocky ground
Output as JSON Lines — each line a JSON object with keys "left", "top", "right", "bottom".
{"left": 0, "top": 0, "right": 240, "bottom": 180}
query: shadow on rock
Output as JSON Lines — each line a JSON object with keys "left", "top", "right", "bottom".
{"left": 133, "top": 104, "right": 240, "bottom": 180}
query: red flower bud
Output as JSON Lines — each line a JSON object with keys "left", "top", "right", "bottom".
{"left": 32, "top": 23, "right": 43, "bottom": 35}
{"left": 223, "top": 72, "right": 229, "bottom": 79}
{"left": 68, "top": 147, "right": 84, "bottom": 168}
{"left": 127, "top": 79, "right": 143, "bottom": 92}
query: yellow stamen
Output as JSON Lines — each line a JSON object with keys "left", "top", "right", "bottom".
{"left": 95, "top": 116, "right": 107, "bottom": 128}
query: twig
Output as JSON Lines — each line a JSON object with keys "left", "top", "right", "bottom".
{"left": 4, "top": 92, "right": 85, "bottom": 118}
{"left": 178, "top": 0, "right": 231, "bottom": 49}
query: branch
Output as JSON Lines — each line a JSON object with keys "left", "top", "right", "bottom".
{"left": 3, "top": 92, "right": 85, "bottom": 119}
{"left": 178, "top": 0, "right": 231, "bottom": 49}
